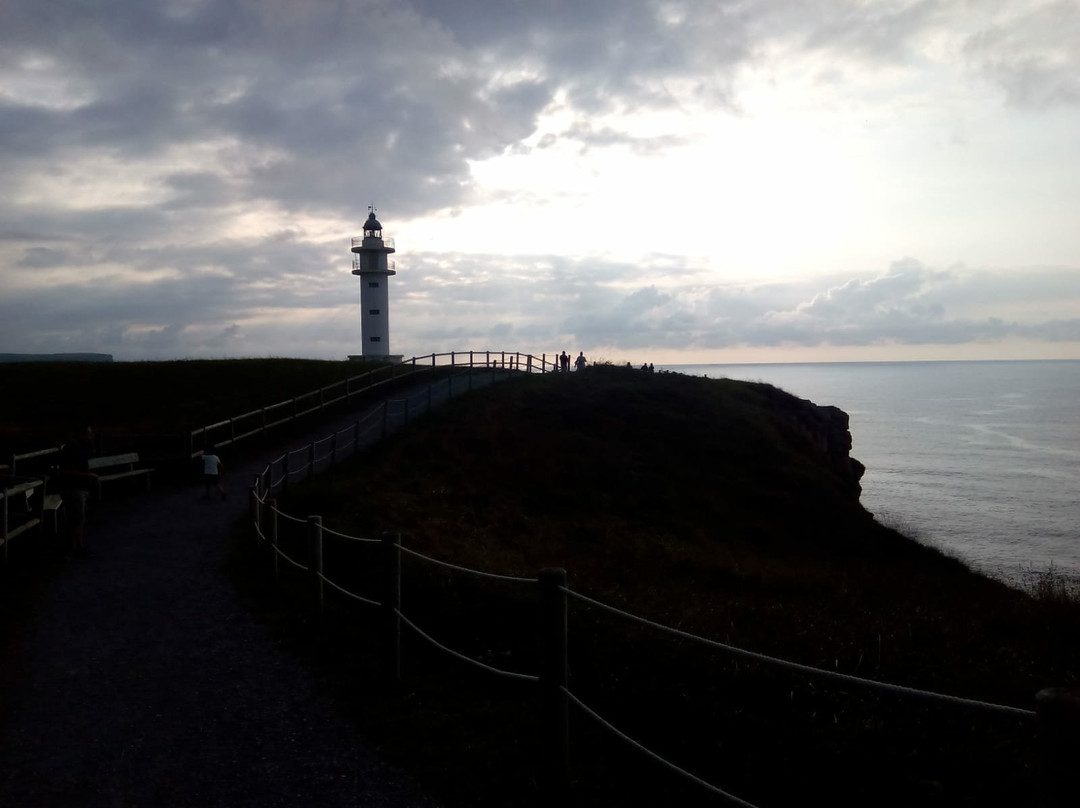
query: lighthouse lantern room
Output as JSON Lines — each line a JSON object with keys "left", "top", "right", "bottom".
{"left": 348, "top": 207, "right": 400, "bottom": 362}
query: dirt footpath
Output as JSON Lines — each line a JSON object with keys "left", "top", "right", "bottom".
{"left": 0, "top": 403, "right": 444, "bottom": 808}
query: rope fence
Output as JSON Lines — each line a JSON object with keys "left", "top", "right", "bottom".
{"left": 235, "top": 353, "right": 1076, "bottom": 807}
{"left": 561, "top": 587, "right": 1037, "bottom": 721}
{"left": 395, "top": 608, "right": 540, "bottom": 683}
{"left": 398, "top": 544, "right": 539, "bottom": 585}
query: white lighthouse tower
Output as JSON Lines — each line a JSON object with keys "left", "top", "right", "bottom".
{"left": 348, "top": 207, "right": 400, "bottom": 362}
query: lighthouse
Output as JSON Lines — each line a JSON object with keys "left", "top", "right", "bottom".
{"left": 348, "top": 208, "right": 401, "bottom": 362}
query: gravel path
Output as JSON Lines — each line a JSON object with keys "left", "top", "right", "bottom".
{"left": 0, "top": 400, "right": 446, "bottom": 808}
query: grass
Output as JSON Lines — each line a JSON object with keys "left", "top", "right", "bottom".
{"left": 0, "top": 357, "right": 383, "bottom": 450}
{"left": 4, "top": 358, "right": 1077, "bottom": 807}
{"left": 238, "top": 363, "right": 1078, "bottom": 808}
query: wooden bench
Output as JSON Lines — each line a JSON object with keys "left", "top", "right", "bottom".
{"left": 88, "top": 453, "right": 154, "bottom": 499}
{"left": 42, "top": 493, "right": 64, "bottom": 534}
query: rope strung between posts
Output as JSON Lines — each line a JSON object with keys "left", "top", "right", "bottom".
{"left": 394, "top": 608, "right": 539, "bottom": 683}
{"left": 271, "top": 543, "right": 309, "bottom": 572}
{"left": 272, "top": 507, "right": 307, "bottom": 526}
{"left": 398, "top": 544, "right": 538, "bottom": 585}
{"left": 321, "top": 524, "right": 380, "bottom": 543}
{"left": 561, "top": 587, "right": 1037, "bottom": 720}
{"left": 320, "top": 572, "right": 381, "bottom": 607}
{"left": 562, "top": 686, "right": 761, "bottom": 808}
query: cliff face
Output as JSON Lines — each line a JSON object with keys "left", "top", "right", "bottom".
{"left": 785, "top": 398, "right": 866, "bottom": 503}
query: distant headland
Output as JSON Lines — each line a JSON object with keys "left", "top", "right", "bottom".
{"left": 0, "top": 353, "right": 113, "bottom": 363}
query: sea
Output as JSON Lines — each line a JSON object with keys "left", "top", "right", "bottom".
{"left": 663, "top": 360, "right": 1080, "bottom": 589}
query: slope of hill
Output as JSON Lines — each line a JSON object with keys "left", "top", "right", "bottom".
{"left": 267, "top": 364, "right": 1078, "bottom": 808}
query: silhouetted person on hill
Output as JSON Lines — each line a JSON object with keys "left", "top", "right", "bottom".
{"left": 560, "top": 351, "right": 570, "bottom": 372}
{"left": 575, "top": 352, "right": 587, "bottom": 371}
{"left": 202, "top": 448, "right": 227, "bottom": 501}
{"left": 57, "top": 424, "right": 98, "bottom": 558}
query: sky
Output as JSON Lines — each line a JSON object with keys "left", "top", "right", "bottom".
{"left": 1, "top": 0, "right": 1078, "bottom": 365}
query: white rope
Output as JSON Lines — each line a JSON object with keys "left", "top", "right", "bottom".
{"left": 272, "top": 508, "right": 307, "bottom": 526}
{"left": 563, "top": 687, "right": 761, "bottom": 808}
{"left": 321, "top": 524, "right": 380, "bottom": 543}
{"left": 320, "top": 573, "right": 381, "bottom": 607}
{"left": 395, "top": 609, "right": 539, "bottom": 683}
{"left": 561, "top": 587, "right": 1037, "bottom": 719}
{"left": 271, "top": 544, "right": 309, "bottom": 572}
{"left": 398, "top": 545, "right": 537, "bottom": 584}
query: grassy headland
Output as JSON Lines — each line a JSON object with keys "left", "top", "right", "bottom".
{"left": 3, "top": 358, "right": 1075, "bottom": 806}
{"left": 0, "top": 357, "right": 383, "bottom": 451}
{"left": 257, "top": 363, "right": 1077, "bottom": 808}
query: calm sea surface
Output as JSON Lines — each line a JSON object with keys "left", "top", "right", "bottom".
{"left": 663, "top": 360, "right": 1080, "bottom": 585}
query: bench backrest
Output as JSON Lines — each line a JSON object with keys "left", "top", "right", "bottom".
{"left": 88, "top": 453, "right": 140, "bottom": 469}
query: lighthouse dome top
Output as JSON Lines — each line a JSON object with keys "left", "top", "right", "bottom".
{"left": 364, "top": 211, "right": 383, "bottom": 232}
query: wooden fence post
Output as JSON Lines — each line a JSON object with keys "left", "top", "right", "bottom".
{"left": 382, "top": 532, "right": 402, "bottom": 683}
{"left": 2, "top": 486, "right": 10, "bottom": 564}
{"left": 268, "top": 499, "right": 279, "bottom": 582}
{"left": 249, "top": 484, "right": 260, "bottom": 546}
{"left": 1037, "top": 687, "right": 1080, "bottom": 807}
{"left": 538, "top": 567, "right": 570, "bottom": 796}
{"left": 308, "top": 515, "right": 324, "bottom": 621}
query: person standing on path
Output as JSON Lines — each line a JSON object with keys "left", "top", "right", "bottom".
{"left": 574, "top": 351, "right": 587, "bottom": 371}
{"left": 201, "top": 448, "right": 227, "bottom": 501}
{"left": 57, "top": 424, "right": 98, "bottom": 557}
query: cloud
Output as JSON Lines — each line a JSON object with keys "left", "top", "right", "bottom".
{"left": 963, "top": 1, "right": 1080, "bottom": 108}
{"left": 0, "top": 1, "right": 1076, "bottom": 363}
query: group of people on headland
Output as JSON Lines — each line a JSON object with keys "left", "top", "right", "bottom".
{"left": 558, "top": 351, "right": 588, "bottom": 372}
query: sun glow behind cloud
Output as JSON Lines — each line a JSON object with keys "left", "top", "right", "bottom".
{"left": 0, "top": 0, "right": 1078, "bottom": 362}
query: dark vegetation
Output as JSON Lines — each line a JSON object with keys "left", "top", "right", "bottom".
{"left": 256, "top": 364, "right": 1077, "bottom": 808}
{"left": 0, "top": 358, "right": 379, "bottom": 451}
{"left": 3, "top": 359, "right": 1077, "bottom": 806}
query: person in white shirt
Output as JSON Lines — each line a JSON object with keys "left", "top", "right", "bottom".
{"left": 202, "top": 449, "right": 226, "bottom": 501}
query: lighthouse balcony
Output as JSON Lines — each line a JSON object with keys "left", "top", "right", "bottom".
{"left": 353, "top": 257, "right": 396, "bottom": 273}
{"left": 351, "top": 235, "right": 395, "bottom": 250}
